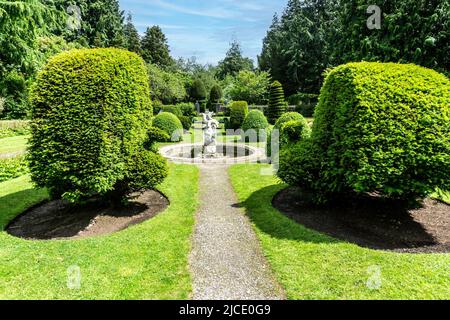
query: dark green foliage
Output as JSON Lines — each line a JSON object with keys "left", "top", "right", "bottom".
{"left": 260, "top": 0, "right": 449, "bottom": 96}
{"left": 280, "top": 120, "right": 311, "bottom": 145}
{"left": 152, "top": 112, "right": 183, "bottom": 142}
{"left": 267, "top": 112, "right": 309, "bottom": 157}
{"left": 242, "top": 110, "right": 269, "bottom": 141}
{"left": 0, "top": 71, "right": 31, "bottom": 119}
{"left": 54, "top": 0, "right": 126, "bottom": 48}
{"left": 278, "top": 62, "right": 450, "bottom": 203}
{"left": 0, "top": 0, "right": 59, "bottom": 120}
{"left": 177, "top": 103, "right": 196, "bottom": 118}
{"left": 121, "top": 150, "right": 168, "bottom": 194}
{"left": 124, "top": 13, "right": 142, "bottom": 55}
{"left": 216, "top": 41, "right": 254, "bottom": 79}
{"left": 141, "top": 26, "right": 173, "bottom": 68}
{"left": 209, "top": 84, "right": 223, "bottom": 103}
{"left": 190, "top": 79, "right": 207, "bottom": 101}
{"left": 0, "top": 156, "right": 28, "bottom": 183}
{"left": 179, "top": 116, "right": 192, "bottom": 131}
{"left": 145, "top": 127, "right": 170, "bottom": 151}
{"left": 288, "top": 93, "right": 318, "bottom": 117}
{"left": 228, "top": 101, "right": 249, "bottom": 130}
{"left": 267, "top": 81, "right": 287, "bottom": 124}
{"left": 28, "top": 48, "right": 161, "bottom": 202}
{"left": 159, "top": 105, "right": 183, "bottom": 118}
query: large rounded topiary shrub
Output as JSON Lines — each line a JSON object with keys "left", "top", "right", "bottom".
{"left": 267, "top": 81, "right": 287, "bottom": 124}
{"left": 242, "top": 110, "right": 269, "bottom": 141}
{"left": 228, "top": 101, "right": 248, "bottom": 130}
{"left": 278, "top": 62, "right": 450, "bottom": 203}
{"left": 152, "top": 112, "right": 183, "bottom": 141}
{"left": 29, "top": 48, "right": 167, "bottom": 202}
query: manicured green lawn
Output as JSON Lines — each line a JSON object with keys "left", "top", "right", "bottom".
{"left": 0, "top": 135, "right": 29, "bottom": 155}
{"left": 229, "top": 164, "right": 450, "bottom": 300}
{"left": 0, "top": 164, "right": 199, "bottom": 299}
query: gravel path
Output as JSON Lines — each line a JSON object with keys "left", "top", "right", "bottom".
{"left": 190, "top": 164, "right": 285, "bottom": 300}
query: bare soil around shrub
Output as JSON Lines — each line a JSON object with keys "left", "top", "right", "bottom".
{"left": 6, "top": 190, "right": 169, "bottom": 240}
{"left": 273, "top": 187, "right": 450, "bottom": 253}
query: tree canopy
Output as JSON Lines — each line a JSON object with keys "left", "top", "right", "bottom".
{"left": 216, "top": 41, "right": 254, "bottom": 80}
{"left": 141, "top": 26, "right": 174, "bottom": 68}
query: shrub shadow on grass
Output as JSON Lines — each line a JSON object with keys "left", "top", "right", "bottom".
{"left": 0, "top": 188, "right": 48, "bottom": 231}
{"left": 238, "top": 184, "right": 341, "bottom": 245}
{"left": 239, "top": 184, "right": 448, "bottom": 253}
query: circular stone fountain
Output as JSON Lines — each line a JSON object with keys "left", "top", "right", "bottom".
{"left": 160, "top": 143, "right": 264, "bottom": 164}
{"left": 160, "top": 111, "right": 265, "bottom": 164}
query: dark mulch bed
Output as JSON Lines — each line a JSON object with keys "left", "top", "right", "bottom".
{"left": 273, "top": 187, "right": 450, "bottom": 253}
{"left": 6, "top": 190, "right": 169, "bottom": 240}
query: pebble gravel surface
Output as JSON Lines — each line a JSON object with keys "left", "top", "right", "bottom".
{"left": 190, "top": 164, "right": 285, "bottom": 300}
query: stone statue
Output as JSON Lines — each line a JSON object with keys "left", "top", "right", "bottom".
{"left": 202, "top": 111, "right": 219, "bottom": 156}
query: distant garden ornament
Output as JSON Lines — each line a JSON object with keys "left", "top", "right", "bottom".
{"left": 202, "top": 112, "right": 219, "bottom": 157}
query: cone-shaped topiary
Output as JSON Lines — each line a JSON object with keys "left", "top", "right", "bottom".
{"left": 267, "top": 81, "right": 287, "bottom": 124}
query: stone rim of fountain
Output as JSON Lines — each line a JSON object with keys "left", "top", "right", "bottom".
{"left": 159, "top": 143, "right": 265, "bottom": 164}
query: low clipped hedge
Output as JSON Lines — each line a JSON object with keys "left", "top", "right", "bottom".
{"left": 228, "top": 101, "right": 249, "bottom": 130}
{"left": 153, "top": 112, "right": 183, "bottom": 141}
{"left": 29, "top": 48, "right": 167, "bottom": 202}
{"left": 242, "top": 110, "right": 269, "bottom": 141}
{"left": 278, "top": 62, "right": 450, "bottom": 203}
{"left": 0, "top": 156, "right": 28, "bottom": 182}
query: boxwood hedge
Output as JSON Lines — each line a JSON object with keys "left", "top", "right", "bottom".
{"left": 152, "top": 112, "right": 183, "bottom": 141}
{"left": 228, "top": 101, "right": 249, "bottom": 130}
{"left": 278, "top": 62, "right": 450, "bottom": 203}
{"left": 29, "top": 48, "right": 167, "bottom": 202}
{"left": 242, "top": 110, "right": 269, "bottom": 141}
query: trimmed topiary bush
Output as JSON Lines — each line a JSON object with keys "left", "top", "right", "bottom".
{"left": 267, "top": 81, "right": 287, "bottom": 124}
{"left": 145, "top": 127, "right": 170, "bottom": 151}
{"left": 280, "top": 120, "right": 311, "bottom": 145}
{"left": 267, "top": 112, "right": 309, "bottom": 157}
{"left": 278, "top": 62, "right": 450, "bottom": 203}
{"left": 152, "top": 112, "right": 183, "bottom": 141}
{"left": 209, "top": 84, "right": 223, "bottom": 104}
{"left": 108, "top": 149, "right": 169, "bottom": 204}
{"left": 158, "top": 105, "right": 183, "bottom": 118}
{"left": 190, "top": 79, "right": 207, "bottom": 101}
{"left": 179, "top": 115, "right": 192, "bottom": 131}
{"left": 242, "top": 110, "right": 269, "bottom": 141}
{"left": 228, "top": 101, "right": 249, "bottom": 130}
{"left": 29, "top": 48, "right": 167, "bottom": 202}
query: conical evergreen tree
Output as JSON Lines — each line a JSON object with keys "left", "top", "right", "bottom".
{"left": 267, "top": 81, "right": 287, "bottom": 124}
{"left": 141, "top": 26, "right": 173, "bottom": 68}
{"left": 124, "top": 13, "right": 142, "bottom": 55}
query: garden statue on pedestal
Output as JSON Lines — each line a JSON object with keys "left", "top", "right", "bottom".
{"left": 202, "top": 111, "right": 219, "bottom": 157}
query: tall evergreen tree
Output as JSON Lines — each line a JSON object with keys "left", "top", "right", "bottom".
{"left": 54, "top": 0, "right": 126, "bottom": 48}
{"left": 0, "top": 0, "right": 60, "bottom": 118}
{"left": 141, "top": 26, "right": 173, "bottom": 68}
{"left": 123, "top": 13, "right": 141, "bottom": 55}
{"left": 216, "top": 41, "right": 254, "bottom": 80}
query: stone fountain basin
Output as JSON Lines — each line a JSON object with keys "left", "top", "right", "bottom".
{"left": 159, "top": 143, "right": 265, "bottom": 164}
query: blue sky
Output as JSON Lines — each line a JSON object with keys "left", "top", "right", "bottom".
{"left": 118, "top": 0, "right": 288, "bottom": 65}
